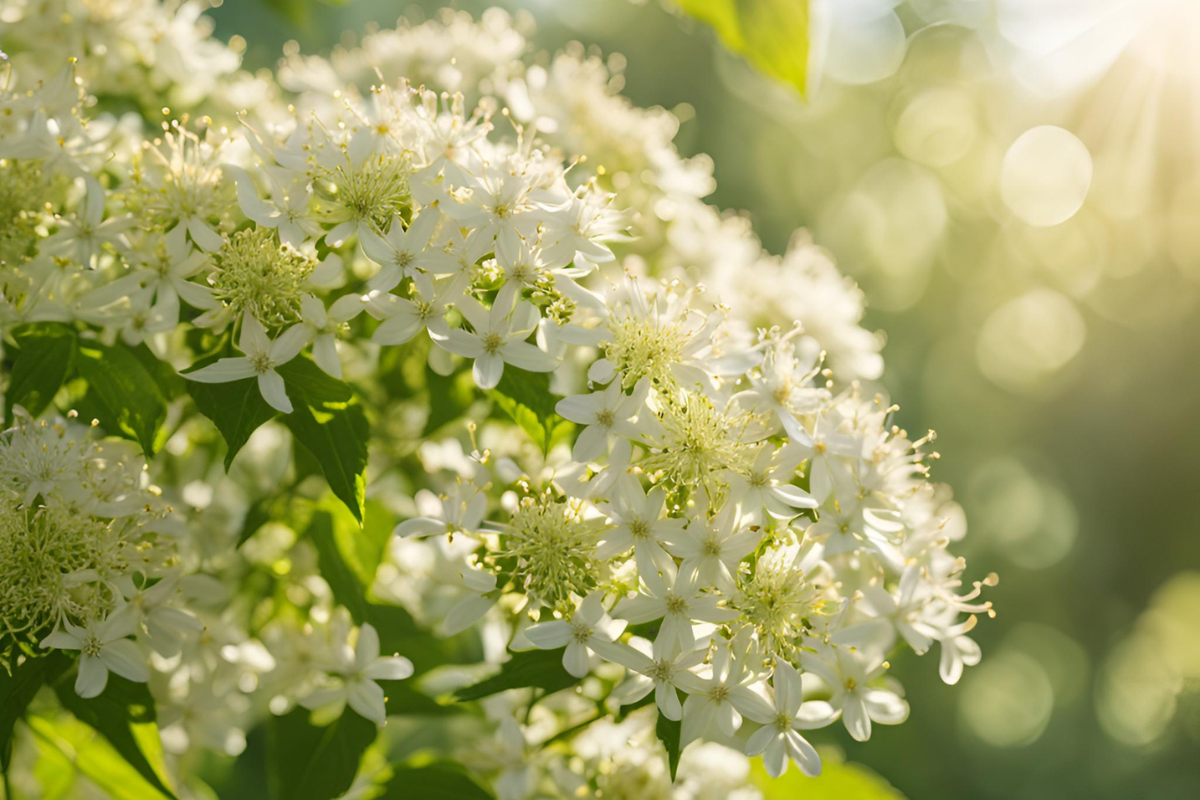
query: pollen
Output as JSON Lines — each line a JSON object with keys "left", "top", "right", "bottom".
{"left": 209, "top": 227, "right": 314, "bottom": 326}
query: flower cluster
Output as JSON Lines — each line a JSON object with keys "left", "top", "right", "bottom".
{"left": 0, "top": 1, "right": 989, "bottom": 794}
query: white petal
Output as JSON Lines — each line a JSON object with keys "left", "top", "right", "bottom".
{"left": 270, "top": 325, "right": 310, "bottom": 365}
{"left": 842, "top": 694, "right": 872, "bottom": 742}
{"left": 571, "top": 424, "right": 608, "bottom": 463}
{"left": 394, "top": 517, "right": 447, "bottom": 538}
{"left": 784, "top": 730, "right": 822, "bottom": 777}
{"left": 372, "top": 312, "right": 424, "bottom": 346}
{"left": 562, "top": 642, "right": 590, "bottom": 678}
{"left": 864, "top": 689, "right": 909, "bottom": 725}
{"left": 185, "top": 358, "right": 256, "bottom": 383}
{"left": 364, "top": 656, "right": 414, "bottom": 682}
{"left": 75, "top": 655, "right": 109, "bottom": 698}
{"left": 258, "top": 371, "right": 293, "bottom": 414}
{"left": 356, "top": 623, "right": 381, "bottom": 665}
{"left": 656, "top": 681, "right": 683, "bottom": 721}
{"left": 187, "top": 218, "right": 224, "bottom": 252}
{"left": 745, "top": 725, "right": 777, "bottom": 758}
{"left": 312, "top": 335, "right": 342, "bottom": 378}
{"left": 473, "top": 353, "right": 504, "bottom": 390}
{"left": 99, "top": 639, "right": 149, "bottom": 683}
{"left": 347, "top": 678, "right": 387, "bottom": 724}
{"left": 762, "top": 735, "right": 788, "bottom": 778}
{"left": 525, "top": 620, "right": 572, "bottom": 649}
{"left": 442, "top": 594, "right": 495, "bottom": 636}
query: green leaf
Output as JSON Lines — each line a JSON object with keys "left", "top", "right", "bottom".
{"left": 54, "top": 674, "right": 177, "bottom": 799}
{"left": 6, "top": 322, "right": 77, "bottom": 421}
{"left": 378, "top": 763, "right": 494, "bottom": 800}
{"left": 267, "top": 708, "right": 377, "bottom": 800}
{"left": 423, "top": 365, "right": 476, "bottom": 436}
{"left": 454, "top": 648, "right": 577, "bottom": 702}
{"left": 28, "top": 715, "right": 174, "bottom": 800}
{"left": 277, "top": 357, "right": 369, "bottom": 523}
{"left": 308, "top": 509, "right": 371, "bottom": 623}
{"left": 75, "top": 339, "right": 169, "bottom": 455}
{"left": 656, "top": 709, "right": 683, "bottom": 782}
{"left": 749, "top": 752, "right": 907, "bottom": 799}
{"left": 674, "top": 0, "right": 812, "bottom": 98}
{"left": 185, "top": 361, "right": 278, "bottom": 471}
{"left": 1, "top": 652, "right": 69, "bottom": 771}
{"left": 488, "top": 369, "right": 572, "bottom": 454}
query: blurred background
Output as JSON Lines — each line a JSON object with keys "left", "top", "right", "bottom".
{"left": 207, "top": 1, "right": 1200, "bottom": 798}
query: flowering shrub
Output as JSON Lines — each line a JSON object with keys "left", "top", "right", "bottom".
{"left": 0, "top": 2, "right": 992, "bottom": 798}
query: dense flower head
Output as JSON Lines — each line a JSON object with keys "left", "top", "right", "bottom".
{"left": 0, "top": 1, "right": 991, "bottom": 793}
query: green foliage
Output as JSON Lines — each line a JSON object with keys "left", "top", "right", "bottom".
{"left": 27, "top": 714, "right": 174, "bottom": 800}
{"left": 267, "top": 708, "right": 377, "bottom": 800}
{"left": 1, "top": 653, "right": 69, "bottom": 772}
{"left": 454, "top": 648, "right": 576, "bottom": 702}
{"left": 185, "top": 363, "right": 278, "bottom": 470}
{"left": 74, "top": 339, "right": 169, "bottom": 455}
{"left": 307, "top": 505, "right": 385, "bottom": 624}
{"left": 186, "top": 354, "right": 370, "bottom": 521}
{"left": 749, "top": 753, "right": 907, "bottom": 799}
{"left": 277, "top": 357, "right": 370, "bottom": 522}
{"left": 655, "top": 708, "right": 683, "bottom": 782}
{"left": 674, "top": 0, "right": 812, "bottom": 97}
{"left": 379, "top": 763, "right": 495, "bottom": 800}
{"left": 303, "top": 502, "right": 481, "bottom": 679}
{"left": 488, "top": 369, "right": 573, "bottom": 455}
{"left": 5, "top": 322, "right": 77, "bottom": 421}
{"left": 54, "top": 674, "right": 178, "bottom": 799}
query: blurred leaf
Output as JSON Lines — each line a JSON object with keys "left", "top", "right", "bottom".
{"left": 674, "top": 0, "right": 812, "bottom": 97}
{"left": 278, "top": 357, "right": 369, "bottom": 522}
{"left": 28, "top": 715, "right": 173, "bottom": 800}
{"left": 1, "top": 652, "right": 69, "bottom": 771}
{"left": 454, "top": 648, "right": 576, "bottom": 702}
{"left": 267, "top": 708, "right": 376, "bottom": 800}
{"left": 655, "top": 709, "right": 683, "bottom": 782}
{"left": 488, "top": 369, "right": 572, "bottom": 455}
{"left": 423, "top": 365, "right": 476, "bottom": 436}
{"left": 308, "top": 508, "right": 372, "bottom": 623}
{"left": 6, "top": 322, "right": 76, "bottom": 421}
{"left": 378, "top": 763, "right": 493, "bottom": 800}
{"left": 75, "top": 339, "right": 168, "bottom": 455}
{"left": 53, "top": 675, "right": 177, "bottom": 799}
{"left": 749, "top": 753, "right": 906, "bottom": 799}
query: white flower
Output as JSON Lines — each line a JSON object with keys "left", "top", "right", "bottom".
{"left": 298, "top": 293, "right": 365, "bottom": 378}
{"left": 184, "top": 314, "right": 308, "bottom": 414}
{"left": 359, "top": 210, "right": 458, "bottom": 292}
{"left": 594, "top": 475, "right": 683, "bottom": 579}
{"left": 121, "top": 574, "right": 205, "bottom": 658}
{"left": 40, "top": 605, "right": 149, "bottom": 698}
{"left": 301, "top": 623, "right": 414, "bottom": 724}
{"left": 394, "top": 480, "right": 487, "bottom": 539}
{"left": 524, "top": 592, "right": 627, "bottom": 678}
{"left": 680, "top": 636, "right": 773, "bottom": 745}
{"left": 365, "top": 272, "right": 458, "bottom": 346}
{"left": 227, "top": 164, "right": 322, "bottom": 248}
{"left": 555, "top": 376, "right": 652, "bottom": 462}
{"left": 441, "top": 566, "right": 499, "bottom": 635}
{"left": 661, "top": 506, "right": 760, "bottom": 593}
{"left": 723, "top": 443, "right": 817, "bottom": 524}
{"left": 605, "top": 635, "right": 708, "bottom": 721}
{"left": 742, "top": 661, "right": 830, "bottom": 778}
{"left": 432, "top": 288, "right": 555, "bottom": 390}
{"left": 43, "top": 176, "right": 134, "bottom": 267}
{"left": 801, "top": 646, "right": 909, "bottom": 741}
{"left": 615, "top": 566, "right": 739, "bottom": 653}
